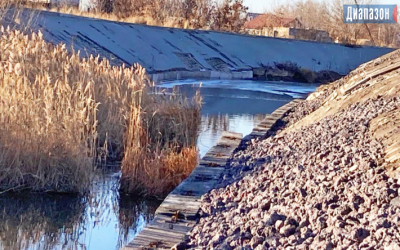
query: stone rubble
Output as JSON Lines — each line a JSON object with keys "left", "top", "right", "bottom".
{"left": 187, "top": 96, "right": 400, "bottom": 250}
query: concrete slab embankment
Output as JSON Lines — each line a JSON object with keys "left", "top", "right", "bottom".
{"left": 123, "top": 99, "right": 302, "bottom": 250}
{"left": 150, "top": 70, "right": 254, "bottom": 82}
{"left": 4, "top": 9, "right": 394, "bottom": 83}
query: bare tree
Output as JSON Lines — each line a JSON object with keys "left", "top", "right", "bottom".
{"left": 90, "top": 0, "right": 248, "bottom": 31}
{"left": 270, "top": 0, "right": 399, "bottom": 46}
{"left": 211, "top": 0, "right": 248, "bottom": 32}
{"left": 113, "top": 0, "right": 147, "bottom": 18}
{"left": 353, "top": 0, "right": 374, "bottom": 43}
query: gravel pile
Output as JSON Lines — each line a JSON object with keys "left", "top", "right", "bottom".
{"left": 279, "top": 49, "right": 400, "bottom": 128}
{"left": 188, "top": 97, "right": 400, "bottom": 250}
{"left": 279, "top": 92, "right": 329, "bottom": 127}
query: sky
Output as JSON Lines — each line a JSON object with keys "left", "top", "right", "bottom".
{"left": 243, "top": 0, "right": 400, "bottom": 13}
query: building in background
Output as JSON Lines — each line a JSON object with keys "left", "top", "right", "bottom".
{"left": 27, "top": 0, "right": 79, "bottom": 7}
{"left": 247, "top": 12, "right": 262, "bottom": 21}
{"left": 244, "top": 13, "right": 332, "bottom": 43}
{"left": 78, "top": 0, "right": 95, "bottom": 12}
{"left": 27, "top": 0, "right": 96, "bottom": 12}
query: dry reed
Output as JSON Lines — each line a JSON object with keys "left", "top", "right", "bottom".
{"left": 121, "top": 91, "right": 202, "bottom": 197}
{"left": 0, "top": 26, "right": 201, "bottom": 195}
{"left": 0, "top": 28, "right": 147, "bottom": 193}
{"left": 26, "top": 4, "right": 188, "bottom": 28}
{"left": 0, "top": 28, "right": 100, "bottom": 193}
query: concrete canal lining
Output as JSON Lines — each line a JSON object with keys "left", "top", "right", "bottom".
{"left": 4, "top": 9, "right": 394, "bottom": 83}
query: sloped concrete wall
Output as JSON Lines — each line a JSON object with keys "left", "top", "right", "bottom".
{"left": 5, "top": 9, "right": 394, "bottom": 82}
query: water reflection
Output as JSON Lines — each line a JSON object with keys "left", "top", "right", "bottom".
{"left": 0, "top": 80, "right": 316, "bottom": 250}
{"left": 0, "top": 170, "right": 160, "bottom": 250}
{"left": 116, "top": 195, "right": 160, "bottom": 249}
{"left": 157, "top": 81, "right": 309, "bottom": 157}
{"left": 0, "top": 193, "right": 86, "bottom": 250}
{"left": 198, "top": 114, "right": 266, "bottom": 157}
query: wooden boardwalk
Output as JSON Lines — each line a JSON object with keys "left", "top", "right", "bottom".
{"left": 122, "top": 99, "right": 302, "bottom": 250}
{"left": 238, "top": 99, "right": 303, "bottom": 149}
{"left": 123, "top": 131, "right": 242, "bottom": 250}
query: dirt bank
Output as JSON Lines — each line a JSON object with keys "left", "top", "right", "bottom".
{"left": 186, "top": 50, "right": 400, "bottom": 249}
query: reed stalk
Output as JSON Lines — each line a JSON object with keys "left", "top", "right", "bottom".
{"left": 0, "top": 26, "right": 201, "bottom": 196}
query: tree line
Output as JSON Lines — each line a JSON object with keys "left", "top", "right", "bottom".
{"left": 271, "top": 0, "right": 399, "bottom": 47}
{"left": 96, "top": 0, "right": 248, "bottom": 32}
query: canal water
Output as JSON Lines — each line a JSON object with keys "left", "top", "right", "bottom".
{"left": 160, "top": 80, "right": 317, "bottom": 157}
{"left": 0, "top": 80, "right": 317, "bottom": 250}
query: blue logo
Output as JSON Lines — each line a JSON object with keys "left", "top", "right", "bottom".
{"left": 343, "top": 5, "right": 397, "bottom": 23}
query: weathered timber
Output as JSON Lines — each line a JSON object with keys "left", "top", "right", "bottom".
{"left": 239, "top": 99, "right": 303, "bottom": 149}
{"left": 199, "top": 132, "right": 243, "bottom": 167}
{"left": 387, "top": 142, "right": 400, "bottom": 163}
{"left": 341, "top": 61, "right": 400, "bottom": 95}
{"left": 123, "top": 131, "right": 242, "bottom": 250}
{"left": 122, "top": 100, "right": 302, "bottom": 250}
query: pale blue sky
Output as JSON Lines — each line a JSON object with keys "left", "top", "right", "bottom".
{"left": 243, "top": 0, "right": 400, "bottom": 13}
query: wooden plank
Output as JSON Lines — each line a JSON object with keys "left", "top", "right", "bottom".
{"left": 341, "top": 62, "right": 400, "bottom": 95}
{"left": 147, "top": 214, "right": 197, "bottom": 234}
{"left": 387, "top": 143, "right": 400, "bottom": 154}
{"left": 387, "top": 147, "right": 400, "bottom": 163}
{"left": 388, "top": 155, "right": 400, "bottom": 163}
{"left": 219, "top": 98, "right": 300, "bottom": 183}
{"left": 123, "top": 131, "right": 242, "bottom": 250}
{"left": 199, "top": 131, "right": 242, "bottom": 167}
{"left": 156, "top": 195, "right": 201, "bottom": 217}
{"left": 240, "top": 100, "right": 302, "bottom": 147}
{"left": 272, "top": 100, "right": 301, "bottom": 116}
{"left": 122, "top": 100, "right": 302, "bottom": 250}
{"left": 124, "top": 225, "right": 184, "bottom": 249}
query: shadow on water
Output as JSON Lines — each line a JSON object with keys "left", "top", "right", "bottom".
{"left": 0, "top": 80, "right": 316, "bottom": 250}
{"left": 0, "top": 193, "right": 86, "bottom": 250}
{"left": 117, "top": 194, "right": 161, "bottom": 248}
{"left": 0, "top": 170, "right": 161, "bottom": 250}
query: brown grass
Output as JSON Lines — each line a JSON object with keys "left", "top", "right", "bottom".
{"left": 24, "top": 0, "right": 248, "bottom": 32}
{"left": 0, "top": 26, "right": 201, "bottom": 195}
{"left": 25, "top": 4, "right": 192, "bottom": 29}
{"left": 0, "top": 28, "right": 99, "bottom": 193}
{"left": 120, "top": 91, "right": 202, "bottom": 197}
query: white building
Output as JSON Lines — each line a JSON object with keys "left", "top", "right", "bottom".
{"left": 29, "top": 0, "right": 99, "bottom": 13}
{"left": 78, "top": 0, "right": 95, "bottom": 12}
{"left": 28, "top": 0, "right": 97, "bottom": 12}
{"left": 28, "top": 0, "right": 79, "bottom": 6}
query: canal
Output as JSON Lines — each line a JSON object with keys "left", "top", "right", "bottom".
{"left": 0, "top": 80, "right": 317, "bottom": 250}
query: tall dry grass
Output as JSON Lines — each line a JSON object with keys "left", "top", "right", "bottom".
{"left": 25, "top": 3, "right": 192, "bottom": 28}
{"left": 0, "top": 28, "right": 100, "bottom": 193}
{"left": 0, "top": 28, "right": 137, "bottom": 193}
{"left": 25, "top": 0, "right": 248, "bottom": 31}
{"left": 0, "top": 27, "right": 201, "bottom": 195}
{"left": 121, "top": 91, "right": 202, "bottom": 197}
